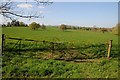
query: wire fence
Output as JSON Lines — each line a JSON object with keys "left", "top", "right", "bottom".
{"left": 2, "top": 34, "right": 113, "bottom": 60}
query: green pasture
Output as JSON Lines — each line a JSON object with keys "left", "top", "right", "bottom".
{"left": 2, "top": 26, "right": 119, "bottom": 78}
{"left": 2, "top": 27, "right": 118, "bottom": 44}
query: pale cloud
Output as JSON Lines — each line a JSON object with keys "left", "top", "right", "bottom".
{"left": 39, "top": 11, "right": 44, "bottom": 13}
{"left": 38, "top": 6, "right": 44, "bottom": 9}
{"left": 17, "top": 3, "right": 33, "bottom": 9}
{"left": 0, "top": 16, "right": 3, "bottom": 24}
{"left": 0, "top": 15, "right": 9, "bottom": 24}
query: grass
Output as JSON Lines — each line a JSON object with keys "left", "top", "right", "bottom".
{"left": 2, "top": 27, "right": 118, "bottom": 44}
{"left": 2, "top": 26, "right": 119, "bottom": 78}
{"left": 2, "top": 53, "right": 118, "bottom": 78}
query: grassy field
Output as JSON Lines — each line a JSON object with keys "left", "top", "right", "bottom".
{"left": 2, "top": 27, "right": 118, "bottom": 44}
{"left": 2, "top": 27, "right": 119, "bottom": 78}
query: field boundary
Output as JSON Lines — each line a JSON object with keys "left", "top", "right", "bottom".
{"left": 2, "top": 34, "right": 112, "bottom": 59}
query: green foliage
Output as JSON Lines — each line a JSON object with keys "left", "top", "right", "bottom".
{"left": 2, "top": 54, "right": 118, "bottom": 78}
{"left": 19, "top": 22, "right": 25, "bottom": 26}
{"left": 41, "top": 24, "right": 46, "bottom": 30}
{"left": 100, "top": 28, "right": 108, "bottom": 33}
{"left": 59, "top": 24, "right": 67, "bottom": 31}
{"left": 7, "top": 22, "right": 11, "bottom": 27}
{"left": 112, "top": 23, "right": 120, "bottom": 35}
{"left": 29, "top": 22, "right": 40, "bottom": 30}
{"left": 112, "top": 27, "right": 118, "bottom": 35}
{"left": 11, "top": 20, "right": 19, "bottom": 26}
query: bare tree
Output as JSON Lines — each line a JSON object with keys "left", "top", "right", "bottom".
{"left": 0, "top": 0, "right": 52, "bottom": 20}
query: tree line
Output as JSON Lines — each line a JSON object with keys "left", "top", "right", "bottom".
{"left": 1, "top": 20, "right": 28, "bottom": 27}
{"left": 1, "top": 21, "right": 46, "bottom": 30}
{"left": 59, "top": 24, "right": 113, "bottom": 33}
{"left": 1, "top": 21, "right": 119, "bottom": 35}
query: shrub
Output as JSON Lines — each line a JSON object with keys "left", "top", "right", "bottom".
{"left": 29, "top": 22, "right": 40, "bottom": 30}
{"left": 112, "top": 23, "right": 120, "bottom": 35}
{"left": 100, "top": 28, "right": 108, "bottom": 33}
{"left": 19, "top": 22, "right": 25, "bottom": 26}
{"left": 59, "top": 24, "right": 67, "bottom": 31}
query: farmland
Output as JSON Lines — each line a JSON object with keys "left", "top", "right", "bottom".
{"left": 2, "top": 26, "right": 119, "bottom": 78}
{"left": 2, "top": 27, "right": 118, "bottom": 44}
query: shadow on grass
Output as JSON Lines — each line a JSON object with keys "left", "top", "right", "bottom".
{"left": 3, "top": 42, "right": 119, "bottom": 59}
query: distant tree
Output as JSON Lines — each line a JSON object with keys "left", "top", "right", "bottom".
{"left": 11, "top": 20, "right": 19, "bottom": 26}
{"left": 25, "top": 24, "right": 28, "bottom": 27}
{"left": 87, "top": 27, "right": 91, "bottom": 31}
{"left": 29, "top": 22, "right": 40, "bottom": 30}
{"left": 19, "top": 22, "right": 25, "bottom": 26}
{"left": 5, "top": 21, "right": 28, "bottom": 27}
{"left": 41, "top": 24, "right": 46, "bottom": 30}
{"left": 112, "top": 23, "right": 120, "bottom": 35}
{"left": 16, "top": 21, "right": 20, "bottom": 26}
{"left": 100, "top": 28, "right": 108, "bottom": 33}
{"left": 11, "top": 20, "right": 16, "bottom": 26}
{"left": 7, "top": 22, "right": 11, "bottom": 27}
{"left": 66, "top": 25, "right": 72, "bottom": 29}
{"left": 72, "top": 26, "right": 77, "bottom": 30}
{"left": 92, "top": 25, "right": 98, "bottom": 32}
{"left": 77, "top": 27, "right": 80, "bottom": 29}
{"left": 2, "top": 24, "right": 6, "bottom": 27}
{"left": 107, "top": 28, "right": 112, "bottom": 32}
{"left": 60, "top": 24, "right": 67, "bottom": 31}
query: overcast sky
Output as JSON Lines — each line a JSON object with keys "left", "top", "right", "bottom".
{"left": 0, "top": 1, "right": 119, "bottom": 28}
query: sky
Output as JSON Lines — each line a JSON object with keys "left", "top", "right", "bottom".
{"left": 41, "top": 2, "right": 118, "bottom": 27}
{"left": 1, "top": 0, "right": 120, "bottom": 2}
{"left": 0, "top": 1, "right": 118, "bottom": 28}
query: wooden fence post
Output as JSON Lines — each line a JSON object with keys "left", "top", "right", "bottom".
{"left": 107, "top": 40, "right": 112, "bottom": 59}
{"left": 2, "top": 34, "right": 5, "bottom": 53}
